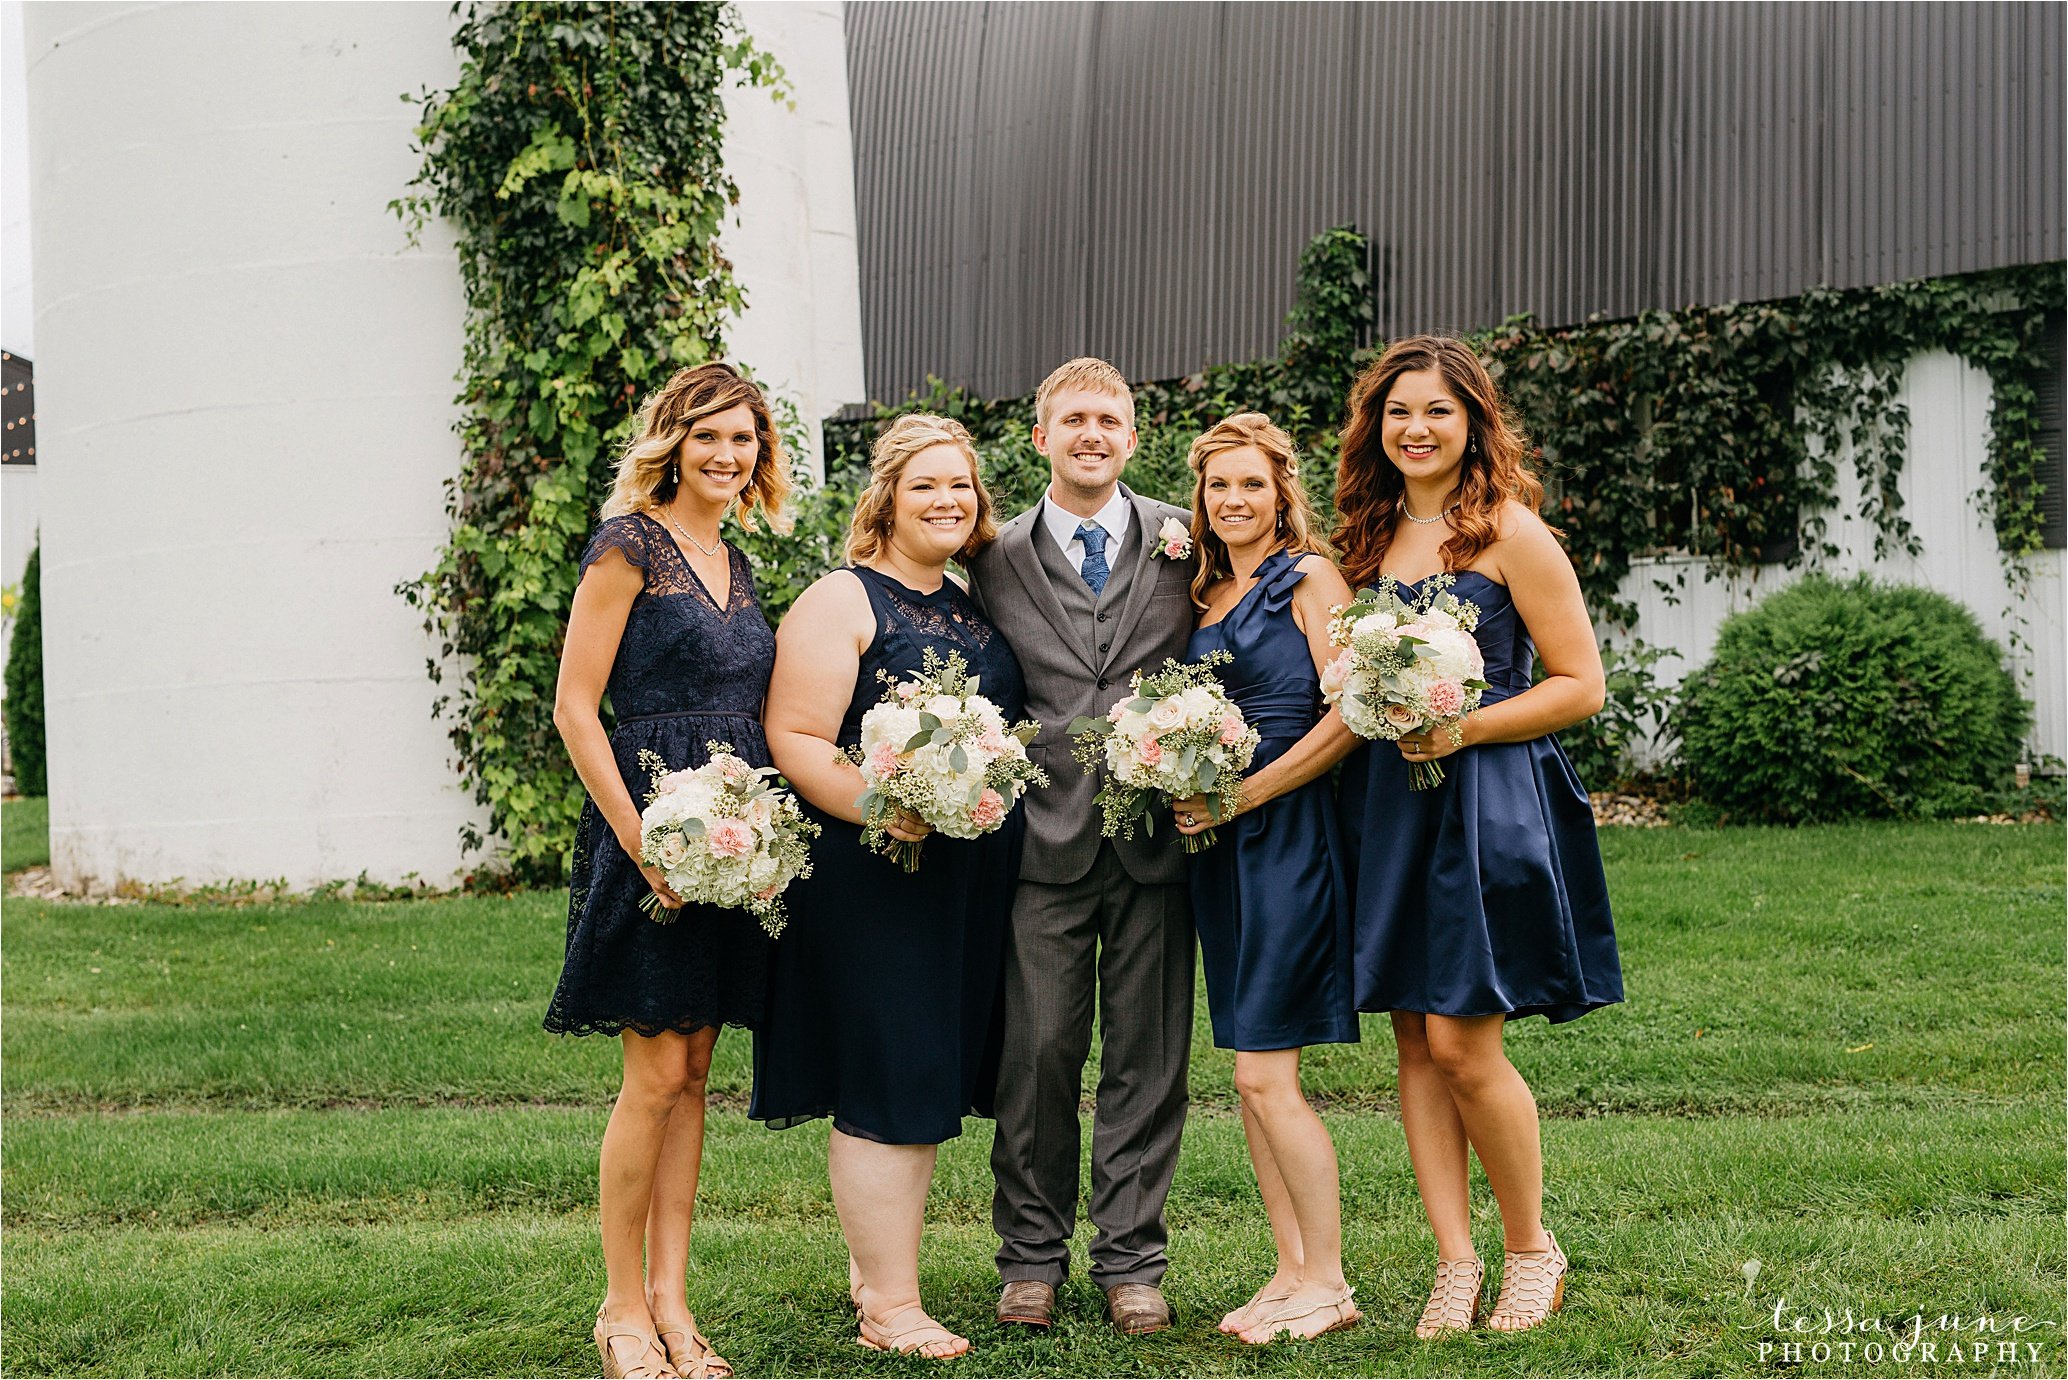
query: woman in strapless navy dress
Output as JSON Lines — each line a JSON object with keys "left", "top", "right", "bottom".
{"left": 756, "top": 414, "right": 1021, "bottom": 1363}
{"left": 1170, "top": 414, "right": 1365, "bottom": 1344}
{"left": 1332, "top": 337, "right": 1622, "bottom": 1340}
{"left": 547, "top": 363, "right": 792, "bottom": 1380}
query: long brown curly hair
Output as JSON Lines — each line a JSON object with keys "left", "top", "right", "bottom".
{"left": 1331, "top": 335, "right": 1551, "bottom": 589}
{"left": 1185, "top": 412, "right": 1326, "bottom": 610}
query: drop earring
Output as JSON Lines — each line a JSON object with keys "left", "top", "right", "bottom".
{"left": 671, "top": 463, "right": 680, "bottom": 484}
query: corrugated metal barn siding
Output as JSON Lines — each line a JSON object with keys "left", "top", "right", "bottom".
{"left": 845, "top": 1, "right": 2064, "bottom": 403}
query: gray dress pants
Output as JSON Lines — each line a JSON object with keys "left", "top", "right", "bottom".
{"left": 990, "top": 841, "right": 1195, "bottom": 1288}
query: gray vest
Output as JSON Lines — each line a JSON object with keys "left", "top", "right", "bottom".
{"left": 1032, "top": 515, "right": 1144, "bottom": 665}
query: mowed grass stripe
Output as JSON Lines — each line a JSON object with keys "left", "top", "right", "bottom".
{"left": 6, "top": 1210, "right": 2061, "bottom": 1377}
{"left": 5, "top": 823, "right": 2060, "bottom": 1115}
{"left": 5, "top": 1103, "right": 2061, "bottom": 1232}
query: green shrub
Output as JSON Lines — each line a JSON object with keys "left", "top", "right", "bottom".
{"left": 1675, "top": 573, "right": 2029, "bottom": 822}
{"left": 1554, "top": 638, "right": 1678, "bottom": 789}
{"left": 4, "top": 541, "right": 45, "bottom": 797}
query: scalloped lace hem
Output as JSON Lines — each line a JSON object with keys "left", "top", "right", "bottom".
{"left": 542, "top": 1014, "right": 759, "bottom": 1039}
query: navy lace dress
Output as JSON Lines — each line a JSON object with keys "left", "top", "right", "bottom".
{"left": 750, "top": 567, "right": 1026, "bottom": 1145}
{"left": 1341, "top": 571, "right": 1623, "bottom": 1024}
{"left": 1185, "top": 552, "right": 1359, "bottom": 1051}
{"left": 544, "top": 513, "right": 775, "bottom": 1038}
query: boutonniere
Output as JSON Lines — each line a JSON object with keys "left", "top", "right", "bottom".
{"left": 1155, "top": 516, "right": 1194, "bottom": 561}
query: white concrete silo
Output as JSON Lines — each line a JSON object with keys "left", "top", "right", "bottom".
{"left": 22, "top": 1, "right": 864, "bottom": 889}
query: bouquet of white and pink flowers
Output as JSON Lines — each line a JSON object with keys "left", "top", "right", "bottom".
{"left": 635, "top": 743, "right": 820, "bottom": 935}
{"left": 1322, "top": 573, "right": 1489, "bottom": 790}
{"left": 848, "top": 647, "right": 1049, "bottom": 872}
{"left": 1068, "top": 651, "right": 1259, "bottom": 853}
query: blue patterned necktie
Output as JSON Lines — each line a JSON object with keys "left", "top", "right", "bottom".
{"left": 1078, "top": 522, "right": 1110, "bottom": 597}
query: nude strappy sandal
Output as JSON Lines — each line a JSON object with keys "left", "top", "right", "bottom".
{"left": 1414, "top": 1256, "right": 1485, "bottom": 1339}
{"left": 1486, "top": 1232, "right": 1568, "bottom": 1332}
{"left": 856, "top": 1304, "right": 970, "bottom": 1360}
{"left": 1238, "top": 1286, "right": 1361, "bottom": 1343}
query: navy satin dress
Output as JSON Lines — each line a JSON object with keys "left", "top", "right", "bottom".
{"left": 1342, "top": 570, "right": 1623, "bottom": 1023}
{"left": 750, "top": 567, "right": 1026, "bottom": 1145}
{"left": 1185, "top": 552, "right": 1359, "bottom": 1051}
{"left": 545, "top": 514, "right": 774, "bottom": 1038}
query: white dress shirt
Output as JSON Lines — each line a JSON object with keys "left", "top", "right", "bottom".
{"left": 1040, "top": 487, "right": 1135, "bottom": 575}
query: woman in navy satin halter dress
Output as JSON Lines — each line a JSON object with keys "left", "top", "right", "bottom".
{"left": 1170, "top": 415, "right": 1365, "bottom": 1344}
{"left": 1184, "top": 549, "right": 1358, "bottom": 1053}
{"left": 1332, "top": 338, "right": 1621, "bottom": 1340}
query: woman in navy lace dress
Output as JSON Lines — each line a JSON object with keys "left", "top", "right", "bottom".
{"left": 1333, "top": 337, "right": 1622, "bottom": 1340}
{"left": 547, "top": 363, "right": 790, "bottom": 1380}
{"left": 756, "top": 414, "right": 1023, "bottom": 1362}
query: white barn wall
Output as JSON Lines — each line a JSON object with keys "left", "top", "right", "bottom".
{"left": 722, "top": 0, "right": 867, "bottom": 475}
{"left": 1615, "top": 350, "right": 2065, "bottom": 765}
{"left": 24, "top": 1, "right": 478, "bottom": 888}
{"left": 23, "top": 2, "right": 867, "bottom": 889}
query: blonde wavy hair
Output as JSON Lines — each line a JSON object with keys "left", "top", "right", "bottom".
{"left": 1186, "top": 412, "right": 1327, "bottom": 610}
{"left": 601, "top": 362, "right": 792, "bottom": 532}
{"left": 844, "top": 413, "right": 999, "bottom": 566}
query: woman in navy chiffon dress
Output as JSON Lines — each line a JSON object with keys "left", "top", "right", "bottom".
{"left": 1170, "top": 414, "right": 1363, "bottom": 1344}
{"left": 755, "top": 413, "right": 1021, "bottom": 1361}
{"left": 1332, "top": 337, "right": 1622, "bottom": 1341}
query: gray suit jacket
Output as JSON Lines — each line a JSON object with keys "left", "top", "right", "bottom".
{"left": 969, "top": 488, "right": 1198, "bottom": 886}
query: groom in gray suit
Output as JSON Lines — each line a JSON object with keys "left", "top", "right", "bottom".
{"left": 966, "top": 357, "right": 1198, "bottom": 1336}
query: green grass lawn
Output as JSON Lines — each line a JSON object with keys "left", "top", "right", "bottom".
{"left": 4, "top": 822, "right": 2063, "bottom": 1377}
{"left": 4, "top": 793, "right": 50, "bottom": 871}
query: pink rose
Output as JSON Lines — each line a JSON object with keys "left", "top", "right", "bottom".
{"left": 978, "top": 728, "right": 1009, "bottom": 755}
{"left": 722, "top": 758, "right": 751, "bottom": 783}
{"left": 1107, "top": 702, "right": 1129, "bottom": 724}
{"left": 867, "top": 742, "right": 900, "bottom": 778}
{"left": 707, "top": 819, "right": 754, "bottom": 858}
{"left": 970, "top": 788, "right": 1007, "bottom": 829}
{"left": 1382, "top": 702, "right": 1422, "bottom": 732}
{"left": 1218, "top": 714, "right": 1246, "bottom": 746}
{"left": 1162, "top": 539, "right": 1187, "bottom": 558}
{"left": 1319, "top": 649, "right": 1353, "bottom": 701}
{"left": 1426, "top": 678, "right": 1465, "bottom": 719}
{"left": 1137, "top": 738, "right": 1164, "bottom": 766}
{"left": 755, "top": 883, "right": 781, "bottom": 902}
{"left": 895, "top": 682, "right": 920, "bottom": 701}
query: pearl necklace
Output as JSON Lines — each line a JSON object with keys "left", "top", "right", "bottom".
{"left": 1402, "top": 501, "right": 1460, "bottom": 526}
{"left": 658, "top": 506, "right": 722, "bottom": 557}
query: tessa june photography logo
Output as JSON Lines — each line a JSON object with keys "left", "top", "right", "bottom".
{"left": 1744, "top": 1294, "right": 2062, "bottom": 1369}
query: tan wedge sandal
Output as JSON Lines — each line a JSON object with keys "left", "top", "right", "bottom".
{"left": 595, "top": 1307, "right": 678, "bottom": 1380}
{"left": 1486, "top": 1232, "right": 1568, "bottom": 1332}
{"left": 653, "top": 1314, "right": 731, "bottom": 1379}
